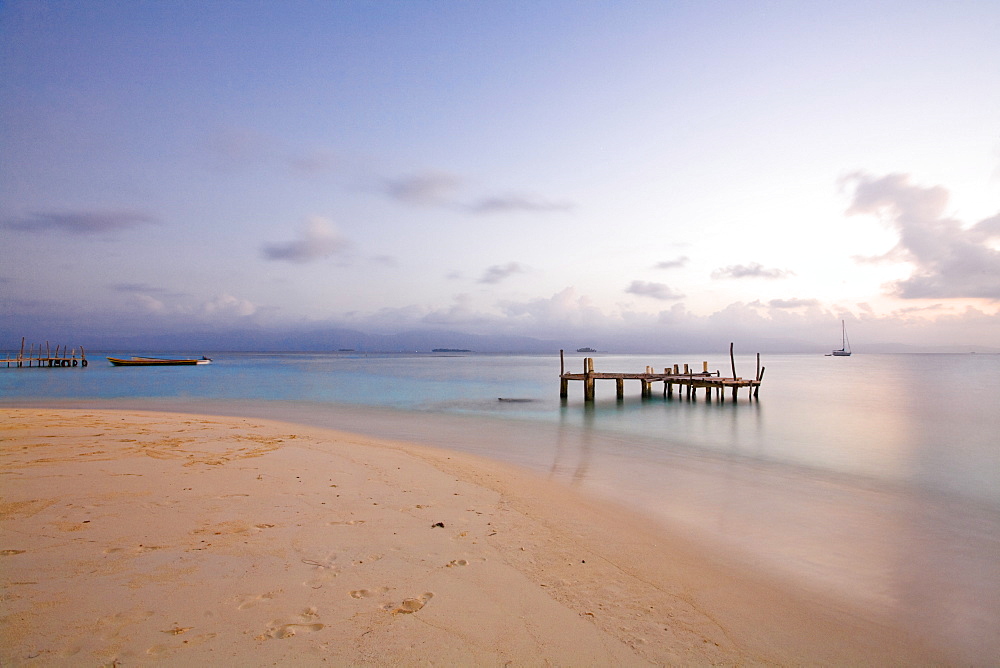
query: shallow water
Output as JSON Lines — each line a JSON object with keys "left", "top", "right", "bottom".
{"left": 3, "top": 351, "right": 998, "bottom": 662}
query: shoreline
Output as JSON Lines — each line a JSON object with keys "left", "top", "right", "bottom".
{"left": 0, "top": 406, "right": 948, "bottom": 665}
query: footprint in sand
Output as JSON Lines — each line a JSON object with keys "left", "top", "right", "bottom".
{"left": 94, "top": 609, "right": 155, "bottom": 641}
{"left": 259, "top": 608, "right": 324, "bottom": 639}
{"left": 446, "top": 557, "right": 487, "bottom": 568}
{"left": 264, "top": 623, "right": 324, "bottom": 639}
{"left": 237, "top": 591, "right": 278, "bottom": 610}
{"left": 349, "top": 586, "right": 388, "bottom": 599}
{"left": 300, "top": 554, "right": 342, "bottom": 589}
{"left": 390, "top": 592, "right": 434, "bottom": 614}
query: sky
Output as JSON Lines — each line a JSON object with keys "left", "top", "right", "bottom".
{"left": 2, "top": 0, "right": 999, "bottom": 352}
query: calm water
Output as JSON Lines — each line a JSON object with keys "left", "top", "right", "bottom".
{"left": 3, "top": 351, "right": 998, "bottom": 662}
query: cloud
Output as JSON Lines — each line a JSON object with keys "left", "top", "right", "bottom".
{"left": 654, "top": 256, "right": 689, "bottom": 270}
{"left": 135, "top": 294, "right": 168, "bottom": 313}
{"left": 497, "top": 287, "right": 611, "bottom": 331}
{"left": 382, "top": 171, "right": 572, "bottom": 214}
{"left": 207, "top": 128, "right": 345, "bottom": 180}
{"left": 125, "top": 290, "right": 257, "bottom": 319}
{"left": 419, "top": 294, "right": 495, "bottom": 328}
{"left": 971, "top": 214, "right": 1000, "bottom": 243}
{"left": 262, "top": 216, "right": 349, "bottom": 263}
{"left": 466, "top": 194, "right": 573, "bottom": 214}
{"left": 2, "top": 210, "right": 156, "bottom": 235}
{"left": 202, "top": 294, "right": 258, "bottom": 317}
{"left": 384, "top": 172, "right": 463, "bottom": 206}
{"left": 845, "top": 172, "right": 1000, "bottom": 300}
{"left": 896, "top": 303, "right": 951, "bottom": 314}
{"left": 478, "top": 262, "right": 526, "bottom": 284}
{"left": 625, "top": 280, "right": 684, "bottom": 300}
{"left": 769, "top": 298, "right": 820, "bottom": 309}
{"left": 112, "top": 283, "right": 178, "bottom": 295}
{"left": 711, "top": 262, "right": 793, "bottom": 279}
{"left": 369, "top": 254, "right": 398, "bottom": 267}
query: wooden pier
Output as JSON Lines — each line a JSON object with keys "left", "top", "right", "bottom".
{"left": 559, "top": 344, "right": 763, "bottom": 402}
{"left": 3, "top": 338, "right": 88, "bottom": 368}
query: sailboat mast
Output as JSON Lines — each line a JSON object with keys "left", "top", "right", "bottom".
{"left": 828, "top": 320, "right": 852, "bottom": 356}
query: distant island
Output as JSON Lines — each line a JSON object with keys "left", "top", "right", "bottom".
{"left": 576, "top": 347, "right": 597, "bottom": 353}
{"left": 432, "top": 348, "right": 472, "bottom": 353}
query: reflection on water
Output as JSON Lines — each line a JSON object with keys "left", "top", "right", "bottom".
{"left": 3, "top": 352, "right": 999, "bottom": 662}
{"left": 547, "top": 397, "right": 999, "bottom": 664}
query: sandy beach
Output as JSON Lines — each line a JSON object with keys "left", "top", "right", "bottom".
{"left": 1, "top": 408, "right": 945, "bottom": 666}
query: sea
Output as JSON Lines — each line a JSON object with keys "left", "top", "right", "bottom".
{"left": 2, "top": 350, "right": 998, "bottom": 662}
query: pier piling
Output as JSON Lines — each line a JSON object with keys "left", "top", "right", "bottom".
{"left": 3, "top": 337, "right": 88, "bottom": 368}
{"left": 558, "top": 346, "right": 761, "bottom": 404}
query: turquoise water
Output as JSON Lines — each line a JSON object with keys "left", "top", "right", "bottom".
{"left": 4, "top": 351, "right": 997, "bottom": 503}
{"left": 3, "top": 351, "right": 999, "bottom": 661}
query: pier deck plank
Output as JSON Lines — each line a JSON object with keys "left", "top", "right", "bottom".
{"left": 559, "top": 350, "right": 762, "bottom": 402}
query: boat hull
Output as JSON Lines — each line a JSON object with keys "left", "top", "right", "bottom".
{"left": 107, "top": 357, "right": 211, "bottom": 366}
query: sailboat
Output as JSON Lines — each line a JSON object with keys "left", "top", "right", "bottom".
{"left": 828, "top": 320, "right": 851, "bottom": 356}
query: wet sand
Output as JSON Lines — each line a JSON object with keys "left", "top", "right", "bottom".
{"left": 1, "top": 408, "right": 945, "bottom": 665}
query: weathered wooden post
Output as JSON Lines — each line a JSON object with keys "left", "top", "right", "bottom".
{"left": 559, "top": 350, "right": 568, "bottom": 398}
{"left": 703, "top": 361, "right": 709, "bottom": 373}
{"left": 584, "top": 358, "right": 595, "bottom": 401}
{"left": 616, "top": 378, "right": 624, "bottom": 399}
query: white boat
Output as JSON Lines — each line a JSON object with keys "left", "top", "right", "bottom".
{"left": 828, "top": 321, "right": 851, "bottom": 356}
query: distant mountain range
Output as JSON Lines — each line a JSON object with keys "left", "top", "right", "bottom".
{"left": 3, "top": 324, "right": 997, "bottom": 355}
{"left": 9, "top": 327, "right": 561, "bottom": 354}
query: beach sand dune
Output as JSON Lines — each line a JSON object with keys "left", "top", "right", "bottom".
{"left": 1, "top": 409, "right": 940, "bottom": 665}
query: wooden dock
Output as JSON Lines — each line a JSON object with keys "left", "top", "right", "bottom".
{"left": 3, "top": 338, "right": 88, "bottom": 368}
{"left": 559, "top": 344, "right": 763, "bottom": 402}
